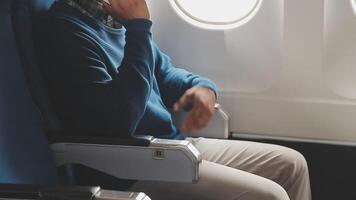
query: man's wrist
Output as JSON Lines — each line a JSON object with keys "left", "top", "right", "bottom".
{"left": 122, "top": 19, "right": 152, "bottom": 32}
{"left": 195, "top": 85, "right": 218, "bottom": 101}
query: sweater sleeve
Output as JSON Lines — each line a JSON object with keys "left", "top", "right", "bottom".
{"left": 43, "top": 18, "right": 154, "bottom": 137}
{"left": 154, "top": 43, "right": 218, "bottom": 108}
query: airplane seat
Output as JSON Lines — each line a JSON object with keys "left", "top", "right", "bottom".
{"left": 0, "top": 0, "right": 148, "bottom": 198}
{"left": 9, "top": 0, "right": 202, "bottom": 187}
{"left": 12, "top": 0, "right": 81, "bottom": 187}
{"left": 0, "top": 0, "right": 57, "bottom": 185}
{"left": 10, "top": 0, "right": 136, "bottom": 188}
{"left": 12, "top": 0, "right": 61, "bottom": 135}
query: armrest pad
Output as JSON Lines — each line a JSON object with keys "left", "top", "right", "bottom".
{"left": 48, "top": 135, "right": 153, "bottom": 147}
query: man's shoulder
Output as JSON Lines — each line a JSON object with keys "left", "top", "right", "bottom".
{"left": 44, "top": 1, "right": 96, "bottom": 34}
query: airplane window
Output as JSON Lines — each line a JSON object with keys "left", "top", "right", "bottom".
{"left": 169, "top": 0, "right": 262, "bottom": 30}
{"left": 352, "top": 0, "right": 356, "bottom": 14}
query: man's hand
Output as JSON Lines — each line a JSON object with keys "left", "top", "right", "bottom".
{"left": 104, "top": 0, "right": 150, "bottom": 22}
{"left": 174, "top": 87, "right": 216, "bottom": 133}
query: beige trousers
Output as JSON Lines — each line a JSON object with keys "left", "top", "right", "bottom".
{"left": 130, "top": 138, "right": 312, "bottom": 200}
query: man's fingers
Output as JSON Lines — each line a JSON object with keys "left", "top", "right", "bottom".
{"left": 182, "top": 103, "right": 206, "bottom": 132}
{"left": 181, "top": 102, "right": 214, "bottom": 132}
{"left": 106, "top": 0, "right": 150, "bottom": 21}
{"left": 194, "top": 106, "right": 211, "bottom": 129}
{"left": 181, "top": 104, "right": 198, "bottom": 132}
{"left": 103, "top": 3, "right": 114, "bottom": 15}
{"left": 174, "top": 90, "right": 194, "bottom": 112}
{"left": 105, "top": 0, "right": 124, "bottom": 21}
{"left": 177, "top": 87, "right": 216, "bottom": 133}
{"left": 181, "top": 113, "right": 196, "bottom": 132}
{"left": 107, "top": 0, "right": 115, "bottom": 7}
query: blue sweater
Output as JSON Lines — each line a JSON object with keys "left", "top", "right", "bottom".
{"left": 39, "top": 1, "right": 218, "bottom": 140}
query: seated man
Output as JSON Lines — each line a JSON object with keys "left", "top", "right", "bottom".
{"left": 37, "top": 0, "right": 312, "bottom": 199}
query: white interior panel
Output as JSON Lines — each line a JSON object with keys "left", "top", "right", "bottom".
{"left": 224, "top": 0, "right": 283, "bottom": 92}
{"left": 147, "top": 0, "right": 356, "bottom": 143}
{"left": 324, "top": 0, "right": 356, "bottom": 99}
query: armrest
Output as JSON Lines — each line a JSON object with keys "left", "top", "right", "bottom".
{"left": 0, "top": 184, "right": 150, "bottom": 200}
{"left": 50, "top": 136, "right": 202, "bottom": 183}
{"left": 49, "top": 135, "right": 153, "bottom": 146}
{"left": 172, "top": 103, "right": 230, "bottom": 139}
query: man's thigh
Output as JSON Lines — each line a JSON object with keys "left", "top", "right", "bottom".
{"left": 187, "top": 137, "right": 309, "bottom": 189}
{"left": 130, "top": 160, "right": 289, "bottom": 200}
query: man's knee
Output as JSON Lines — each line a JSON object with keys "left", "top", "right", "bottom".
{"left": 278, "top": 148, "right": 309, "bottom": 184}
{"left": 248, "top": 180, "right": 290, "bottom": 200}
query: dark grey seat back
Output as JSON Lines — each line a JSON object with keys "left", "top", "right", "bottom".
{"left": 0, "top": 0, "right": 57, "bottom": 184}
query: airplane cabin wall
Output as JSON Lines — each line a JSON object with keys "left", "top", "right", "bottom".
{"left": 147, "top": 0, "right": 356, "bottom": 143}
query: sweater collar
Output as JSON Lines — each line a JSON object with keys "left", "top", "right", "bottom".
{"left": 63, "top": 0, "right": 121, "bottom": 28}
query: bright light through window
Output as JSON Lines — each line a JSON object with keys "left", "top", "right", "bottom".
{"left": 170, "top": 0, "right": 262, "bottom": 30}
{"left": 352, "top": 0, "right": 356, "bottom": 15}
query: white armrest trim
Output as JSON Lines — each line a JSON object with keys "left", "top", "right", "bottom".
{"left": 97, "top": 190, "right": 151, "bottom": 200}
{"left": 51, "top": 139, "right": 201, "bottom": 183}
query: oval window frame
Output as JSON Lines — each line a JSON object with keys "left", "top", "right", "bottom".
{"left": 169, "top": 0, "right": 263, "bottom": 30}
